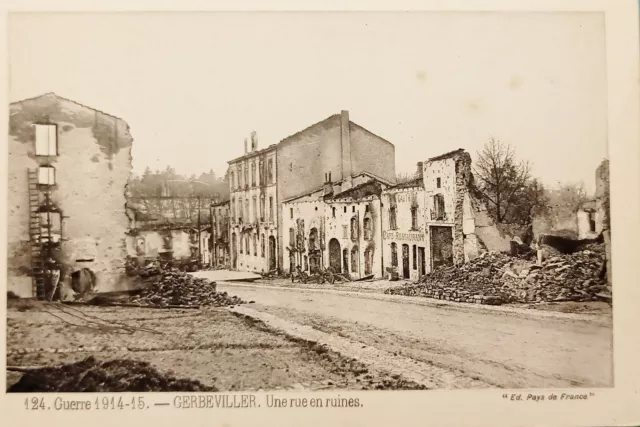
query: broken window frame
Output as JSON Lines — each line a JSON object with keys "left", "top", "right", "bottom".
{"left": 363, "top": 217, "right": 372, "bottom": 240}
{"left": 260, "top": 196, "right": 265, "bottom": 222}
{"left": 34, "top": 124, "right": 58, "bottom": 156}
{"left": 269, "top": 196, "right": 274, "bottom": 222}
{"left": 332, "top": 207, "right": 336, "bottom": 218}
{"left": 436, "top": 177, "right": 441, "bottom": 188}
{"left": 38, "top": 165, "right": 56, "bottom": 186}
{"left": 410, "top": 206, "right": 418, "bottom": 230}
{"left": 261, "top": 234, "right": 265, "bottom": 257}
{"left": 251, "top": 162, "right": 256, "bottom": 187}
{"left": 432, "top": 194, "right": 446, "bottom": 221}
{"left": 267, "top": 159, "right": 274, "bottom": 184}
{"left": 253, "top": 234, "right": 257, "bottom": 256}
{"left": 252, "top": 196, "right": 257, "bottom": 223}
{"left": 289, "top": 228, "right": 295, "bottom": 249}
{"left": 350, "top": 217, "right": 359, "bottom": 241}
{"left": 389, "top": 206, "right": 397, "bottom": 230}
{"left": 391, "top": 242, "right": 398, "bottom": 267}
{"left": 351, "top": 245, "right": 359, "bottom": 273}
{"left": 588, "top": 211, "right": 597, "bottom": 232}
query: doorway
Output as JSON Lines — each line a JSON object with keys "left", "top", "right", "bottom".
{"left": 418, "top": 246, "right": 426, "bottom": 276}
{"left": 402, "top": 244, "right": 410, "bottom": 279}
{"left": 329, "top": 238, "right": 341, "bottom": 273}
{"left": 231, "top": 233, "right": 237, "bottom": 269}
{"left": 268, "top": 236, "right": 276, "bottom": 271}
{"left": 430, "top": 226, "right": 453, "bottom": 270}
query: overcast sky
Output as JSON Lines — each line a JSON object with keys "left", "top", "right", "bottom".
{"left": 9, "top": 12, "right": 607, "bottom": 192}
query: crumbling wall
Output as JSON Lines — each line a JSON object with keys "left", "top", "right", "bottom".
{"left": 595, "top": 159, "right": 611, "bottom": 287}
{"left": 8, "top": 94, "right": 133, "bottom": 296}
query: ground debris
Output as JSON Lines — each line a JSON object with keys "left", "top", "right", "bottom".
{"left": 92, "top": 266, "right": 245, "bottom": 308}
{"left": 384, "top": 246, "right": 609, "bottom": 305}
{"left": 7, "top": 356, "right": 216, "bottom": 392}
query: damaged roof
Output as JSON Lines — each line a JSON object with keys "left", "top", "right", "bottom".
{"left": 328, "top": 179, "right": 383, "bottom": 201}
{"left": 427, "top": 148, "right": 466, "bottom": 162}
{"left": 10, "top": 92, "right": 126, "bottom": 122}
{"left": 385, "top": 177, "right": 424, "bottom": 191}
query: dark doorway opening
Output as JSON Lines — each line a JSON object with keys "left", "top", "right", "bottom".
{"left": 430, "top": 226, "right": 453, "bottom": 270}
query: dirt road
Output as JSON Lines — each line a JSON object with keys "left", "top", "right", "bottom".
{"left": 216, "top": 282, "right": 613, "bottom": 389}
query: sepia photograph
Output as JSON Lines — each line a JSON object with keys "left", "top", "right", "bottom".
{"left": 3, "top": 9, "right": 618, "bottom": 398}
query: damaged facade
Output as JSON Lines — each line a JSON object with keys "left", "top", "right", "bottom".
{"left": 380, "top": 149, "right": 506, "bottom": 280}
{"left": 211, "top": 199, "right": 231, "bottom": 267}
{"left": 220, "top": 110, "right": 397, "bottom": 274}
{"left": 282, "top": 173, "right": 390, "bottom": 278}
{"left": 126, "top": 185, "right": 214, "bottom": 267}
{"left": 7, "top": 93, "right": 133, "bottom": 298}
{"left": 227, "top": 133, "right": 278, "bottom": 273}
{"left": 281, "top": 148, "right": 507, "bottom": 280}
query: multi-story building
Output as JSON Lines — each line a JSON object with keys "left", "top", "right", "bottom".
{"left": 282, "top": 172, "right": 391, "bottom": 279}
{"left": 211, "top": 199, "right": 230, "bottom": 267}
{"left": 7, "top": 93, "right": 134, "bottom": 298}
{"left": 227, "top": 132, "right": 278, "bottom": 273}
{"left": 227, "top": 110, "right": 397, "bottom": 273}
{"left": 379, "top": 149, "right": 504, "bottom": 279}
{"left": 380, "top": 164, "right": 427, "bottom": 281}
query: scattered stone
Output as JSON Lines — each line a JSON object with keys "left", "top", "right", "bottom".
{"left": 384, "top": 246, "right": 608, "bottom": 305}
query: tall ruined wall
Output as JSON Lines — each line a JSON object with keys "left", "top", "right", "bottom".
{"left": 276, "top": 116, "right": 341, "bottom": 271}
{"left": 349, "top": 124, "right": 396, "bottom": 184}
{"left": 8, "top": 94, "right": 133, "bottom": 296}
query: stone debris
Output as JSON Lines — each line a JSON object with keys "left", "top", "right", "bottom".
{"left": 127, "top": 270, "right": 245, "bottom": 308}
{"left": 384, "top": 245, "right": 609, "bottom": 305}
{"left": 8, "top": 356, "right": 216, "bottom": 392}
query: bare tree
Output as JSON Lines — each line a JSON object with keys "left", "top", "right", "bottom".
{"left": 396, "top": 172, "right": 417, "bottom": 184}
{"left": 473, "top": 138, "right": 531, "bottom": 223}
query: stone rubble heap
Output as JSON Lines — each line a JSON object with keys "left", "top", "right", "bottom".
{"left": 8, "top": 356, "right": 216, "bottom": 392}
{"left": 128, "top": 270, "right": 245, "bottom": 308}
{"left": 384, "top": 246, "right": 609, "bottom": 305}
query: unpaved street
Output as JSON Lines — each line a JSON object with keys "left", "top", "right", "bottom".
{"left": 216, "top": 282, "right": 613, "bottom": 389}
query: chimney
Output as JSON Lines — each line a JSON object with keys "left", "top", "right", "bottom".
{"left": 323, "top": 171, "right": 334, "bottom": 197}
{"left": 244, "top": 138, "right": 248, "bottom": 154}
{"left": 416, "top": 162, "right": 424, "bottom": 180}
{"left": 251, "top": 131, "right": 258, "bottom": 152}
{"left": 340, "top": 110, "right": 353, "bottom": 190}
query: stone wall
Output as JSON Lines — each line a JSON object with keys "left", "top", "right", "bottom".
{"left": 8, "top": 93, "right": 133, "bottom": 297}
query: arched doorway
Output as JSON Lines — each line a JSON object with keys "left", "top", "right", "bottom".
{"left": 342, "top": 249, "right": 348, "bottom": 274}
{"left": 231, "top": 233, "right": 237, "bottom": 269}
{"left": 364, "top": 247, "right": 373, "bottom": 276}
{"left": 268, "top": 236, "right": 276, "bottom": 271}
{"left": 351, "top": 245, "right": 359, "bottom": 277}
{"left": 402, "top": 244, "right": 410, "bottom": 279}
{"left": 328, "top": 238, "right": 341, "bottom": 273}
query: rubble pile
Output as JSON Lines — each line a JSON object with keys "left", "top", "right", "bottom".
{"left": 385, "top": 247, "right": 609, "bottom": 305}
{"left": 8, "top": 356, "right": 216, "bottom": 392}
{"left": 129, "top": 270, "right": 245, "bottom": 308}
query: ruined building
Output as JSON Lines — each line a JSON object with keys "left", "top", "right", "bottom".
{"left": 224, "top": 111, "right": 397, "bottom": 273}
{"left": 211, "top": 199, "right": 231, "bottom": 267}
{"left": 282, "top": 173, "right": 392, "bottom": 278}
{"left": 125, "top": 186, "right": 213, "bottom": 268}
{"left": 381, "top": 149, "right": 507, "bottom": 280}
{"left": 280, "top": 148, "right": 509, "bottom": 280}
{"left": 227, "top": 132, "right": 278, "bottom": 273}
{"left": 7, "top": 93, "right": 134, "bottom": 298}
